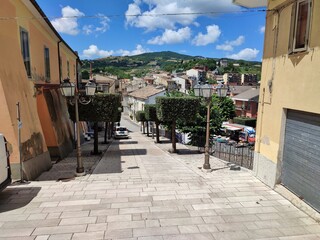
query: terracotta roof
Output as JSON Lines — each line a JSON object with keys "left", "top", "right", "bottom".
{"left": 128, "top": 85, "right": 166, "bottom": 100}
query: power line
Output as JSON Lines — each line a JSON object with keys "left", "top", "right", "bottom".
{"left": 0, "top": 9, "right": 268, "bottom": 21}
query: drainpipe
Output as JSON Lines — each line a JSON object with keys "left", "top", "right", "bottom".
{"left": 57, "top": 40, "right": 62, "bottom": 83}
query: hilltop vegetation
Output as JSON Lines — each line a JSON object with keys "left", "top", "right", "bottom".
{"left": 81, "top": 51, "right": 261, "bottom": 79}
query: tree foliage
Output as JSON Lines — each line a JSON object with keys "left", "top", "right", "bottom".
{"left": 68, "top": 93, "right": 122, "bottom": 122}
{"left": 144, "top": 105, "right": 158, "bottom": 121}
{"left": 135, "top": 111, "right": 146, "bottom": 122}
{"left": 177, "top": 96, "right": 236, "bottom": 147}
{"left": 156, "top": 96, "right": 200, "bottom": 152}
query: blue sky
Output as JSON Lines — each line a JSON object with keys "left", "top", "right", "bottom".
{"left": 36, "top": 0, "right": 266, "bottom": 61}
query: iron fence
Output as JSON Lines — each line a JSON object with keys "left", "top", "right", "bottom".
{"left": 211, "top": 141, "right": 254, "bottom": 170}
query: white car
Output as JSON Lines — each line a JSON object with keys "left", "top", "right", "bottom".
{"left": 0, "top": 134, "right": 11, "bottom": 191}
{"left": 114, "top": 126, "right": 129, "bottom": 139}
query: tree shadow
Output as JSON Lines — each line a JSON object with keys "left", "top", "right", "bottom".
{"left": 0, "top": 183, "right": 41, "bottom": 213}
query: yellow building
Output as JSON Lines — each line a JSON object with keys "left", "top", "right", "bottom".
{"left": 234, "top": 0, "right": 320, "bottom": 212}
{"left": 0, "top": 0, "right": 78, "bottom": 180}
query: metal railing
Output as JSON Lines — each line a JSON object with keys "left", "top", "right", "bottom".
{"left": 211, "top": 141, "right": 254, "bottom": 170}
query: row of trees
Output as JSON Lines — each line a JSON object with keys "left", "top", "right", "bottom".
{"left": 68, "top": 93, "right": 122, "bottom": 154}
{"left": 135, "top": 94, "right": 235, "bottom": 153}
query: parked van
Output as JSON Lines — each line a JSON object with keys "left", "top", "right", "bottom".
{"left": 0, "top": 134, "right": 11, "bottom": 191}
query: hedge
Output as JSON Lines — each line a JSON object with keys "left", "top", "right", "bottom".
{"left": 156, "top": 97, "right": 200, "bottom": 123}
{"left": 68, "top": 93, "right": 121, "bottom": 122}
{"left": 233, "top": 117, "right": 257, "bottom": 127}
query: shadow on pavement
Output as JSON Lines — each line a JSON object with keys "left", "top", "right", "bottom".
{"left": 0, "top": 183, "right": 41, "bottom": 213}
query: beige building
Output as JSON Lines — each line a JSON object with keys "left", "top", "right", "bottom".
{"left": 0, "top": 0, "right": 78, "bottom": 179}
{"left": 235, "top": 0, "right": 320, "bottom": 212}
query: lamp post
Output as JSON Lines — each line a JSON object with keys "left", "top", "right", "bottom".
{"left": 194, "top": 84, "right": 228, "bottom": 170}
{"left": 60, "top": 78, "right": 96, "bottom": 176}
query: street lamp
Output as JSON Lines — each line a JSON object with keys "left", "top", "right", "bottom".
{"left": 60, "top": 78, "right": 96, "bottom": 176}
{"left": 194, "top": 83, "right": 228, "bottom": 170}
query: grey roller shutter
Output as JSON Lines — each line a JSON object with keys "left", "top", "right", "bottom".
{"left": 282, "top": 110, "right": 320, "bottom": 212}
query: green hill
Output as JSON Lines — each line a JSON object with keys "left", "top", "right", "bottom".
{"left": 81, "top": 51, "right": 261, "bottom": 79}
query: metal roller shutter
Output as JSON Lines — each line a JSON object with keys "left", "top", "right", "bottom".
{"left": 282, "top": 110, "right": 320, "bottom": 212}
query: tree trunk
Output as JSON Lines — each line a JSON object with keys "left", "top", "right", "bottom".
{"left": 142, "top": 122, "right": 145, "bottom": 134}
{"left": 104, "top": 122, "right": 108, "bottom": 144}
{"left": 92, "top": 122, "right": 100, "bottom": 155}
{"left": 146, "top": 121, "right": 149, "bottom": 137}
{"left": 156, "top": 121, "right": 160, "bottom": 143}
{"left": 171, "top": 121, "right": 176, "bottom": 153}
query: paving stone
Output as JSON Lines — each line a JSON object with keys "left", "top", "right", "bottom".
{"left": 159, "top": 217, "right": 204, "bottom": 226}
{"left": 178, "top": 225, "right": 200, "bottom": 234}
{"left": 59, "top": 216, "right": 97, "bottom": 225}
{"left": 107, "top": 220, "right": 145, "bottom": 230}
{"left": 1, "top": 219, "right": 60, "bottom": 229}
{"left": 0, "top": 228, "right": 35, "bottom": 237}
{"left": 35, "top": 236, "right": 49, "bottom": 240}
{"left": 211, "top": 231, "right": 250, "bottom": 240}
{"left": 71, "top": 231, "right": 104, "bottom": 240}
{"left": 133, "top": 227, "right": 179, "bottom": 237}
{"left": 48, "top": 234, "right": 72, "bottom": 240}
{"left": 32, "top": 225, "right": 87, "bottom": 235}
{"left": 162, "top": 233, "right": 214, "bottom": 240}
{"left": 105, "top": 228, "right": 133, "bottom": 239}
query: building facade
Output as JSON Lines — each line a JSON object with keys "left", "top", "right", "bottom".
{"left": 0, "top": 0, "right": 78, "bottom": 179}
{"left": 235, "top": 0, "right": 320, "bottom": 212}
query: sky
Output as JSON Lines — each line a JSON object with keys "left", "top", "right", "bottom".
{"left": 36, "top": 0, "right": 266, "bottom": 61}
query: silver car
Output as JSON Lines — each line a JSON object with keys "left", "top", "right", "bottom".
{"left": 114, "top": 126, "right": 129, "bottom": 139}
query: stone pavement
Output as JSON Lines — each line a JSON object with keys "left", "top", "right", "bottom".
{"left": 0, "top": 131, "right": 320, "bottom": 240}
{"left": 36, "top": 134, "right": 110, "bottom": 181}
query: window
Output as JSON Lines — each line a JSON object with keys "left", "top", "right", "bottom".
{"left": 20, "top": 28, "right": 31, "bottom": 77}
{"left": 44, "top": 47, "right": 50, "bottom": 82}
{"left": 290, "top": 0, "right": 311, "bottom": 52}
{"left": 67, "top": 60, "right": 70, "bottom": 78}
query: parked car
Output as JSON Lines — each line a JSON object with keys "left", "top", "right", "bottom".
{"left": 114, "top": 126, "right": 129, "bottom": 139}
{"left": 0, "top": 134, "right": 11, "bottom": 191}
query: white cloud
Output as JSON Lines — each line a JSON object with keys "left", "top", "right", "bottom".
{"left": 83, "top": 14, "right": 110, "bottom": 35}
{"left": 117, "top": 45, "right": 149, "bottom": 56}
{"left": 260, "top": 26, "right": 265, "bottom": 34}
{"left": 192, "top": 25, "right": 221, "bottom": 46}
{"left": 125, "top": 0, "right": 240, "bottom": 31}
{"left": 82, "top": 45, "right": 114, "bottom": 58}
{"left": 216, "top": 35, "right": 245, "bottom": 51}
{"left": 82, "top": 45, "right": 149, "bottom": 59}
{"left": 51, "top": 6, "right": 84, "bottom": 35}
{"left": 147, "top": 27, "right": 191, "bottom": 45}
{"left": 227, "top": 48, "right": 259, "bottom": 61}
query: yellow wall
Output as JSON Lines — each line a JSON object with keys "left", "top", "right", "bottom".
{"left": 0, "top": 1, "right": 78, "bottom": 178}
{"left": 256, "top": 0, "right": 320, "bottom": 164}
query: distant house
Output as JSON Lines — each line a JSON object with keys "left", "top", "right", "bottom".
{"left": 223, "top": 73, "right": 242, "bottom": 85}
{"left": 241, "top": 74, "right": 258, "bottom": 86}
{"left": 220, "top": 59, "right": 228, "bottom": 67}
{"left": 232, "top": 88, "right": 260, "bottom": 118}
{"left": 172, "top": 76, "right": 192, "bottom": 94}
{"left": 186, "top": 69, "right": 206, "bottom": 83}
{"left": 127, "top": 85, "right": 166, "bottom": 121}
{"left": 91, "top": 74, "right": 118, "bottom": 93}
{"left": 228, "top": 86, "right": 253, "bottom": 97}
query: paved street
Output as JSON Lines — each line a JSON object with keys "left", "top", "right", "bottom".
{"left": 0, "top": 127, "right": 320, "bottom": 239}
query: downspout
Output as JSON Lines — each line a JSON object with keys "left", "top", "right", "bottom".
{"left": 57, "top": 40, "right": 62, "bottom": 83}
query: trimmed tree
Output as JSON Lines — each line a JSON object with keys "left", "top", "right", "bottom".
{"left": 145, "top": 104, "right": 160, "bottom": 143}
{"left": 177, "top": 95, "right": 236, "bottom": 147}
{"left": 156, "top": 96, "right": 200, "bottom": 153}
{"left": 135, "top": 111, "right": 147, "bottom": 134}
{"left": 68, "top": 93, "right": 121, "bottom": 154}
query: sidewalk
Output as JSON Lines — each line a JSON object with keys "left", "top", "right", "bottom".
{"left": 0, "top": 131, "right": 319, "bottom": 240}
{"left": 36, "top": 134, "right": 111, "bottom": 181}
